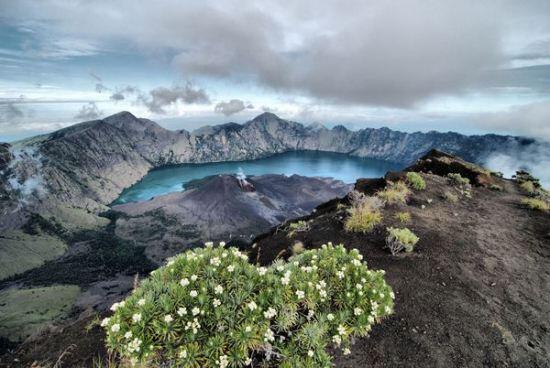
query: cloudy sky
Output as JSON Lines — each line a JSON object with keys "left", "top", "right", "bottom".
{"left": 1, "top": 0, "right": 550, "bottom": 142}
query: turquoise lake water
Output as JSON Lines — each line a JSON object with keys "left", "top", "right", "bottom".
{"left": 113, "top": 151, "right": 402, "bottom": 204}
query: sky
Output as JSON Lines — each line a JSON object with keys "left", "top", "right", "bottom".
{"left": 1, "top": 0, "right": 550, "bottom": 142}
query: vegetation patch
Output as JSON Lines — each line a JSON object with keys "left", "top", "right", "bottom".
{"left": 521, "top": 198, "right": 550, "bottom": 212}
{"left": 377, "top": 182, "right": 410, "bottom": 205}
{"left": 406, "top": 172, "right": 426, "bottom": 190}
{"left": 447, "top": 173, "right": 470, "bottom": 186}
{"left": 519, "top": 181, "right": 537, "bottom": 196}
{"left": 287, "top": 220, "right": 310, "bottom": 238}
{"left": 443, "top": 191, "right": 459, "bottom": 203}
{"left": 394, "top": 212, "right": 411, "bottom": 223}
{"left": 0, "top": 230, "right": 67, "bottom": 281}
{"left": 385, "top": 227, "right": 419, "bottom": 255}
{"left": 103, "top": 243, "right": 394, "bottom": 367}
{"left": 0, "top": 285, "right": 80, "bottom": 342}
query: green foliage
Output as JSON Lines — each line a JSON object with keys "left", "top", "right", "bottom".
{"left": 443, "top": 191, "right": 458, "bottom": 203}
{"left": 489, "top": 184, "right": 503, "bottom": 191}
{"left": 103, "top": 243, "right": 394, "bottom": 367}
{"left": 447, "top": 173, "right": 470, "bottom": 186}
{"left": 405, "top": 172, "right": 426, "bottom": 190}
{"left": 385, "top": 227, "right": 419, "bottom": 255}
{"left": 521, "top": 198, "right": 549, "bottom": 212}
{"left": 344, "top": 205, "right": 383, "bottom": 233}
{"left": 287, "top": 221, "right": 310, "bottom": 238}
{"left": 394, "top": 212, "right": 411, "bottom": 223}
{"left": 376, "top": 182, "right": 410, "bottom": 205}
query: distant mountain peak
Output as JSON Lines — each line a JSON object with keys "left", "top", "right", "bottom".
{"left": 251, "top": 112, "right": 283, "bottom": 122}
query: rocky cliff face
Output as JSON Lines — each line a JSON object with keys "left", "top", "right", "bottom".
{"left": 0, "top": 111, "right": 546, "bottom": 229}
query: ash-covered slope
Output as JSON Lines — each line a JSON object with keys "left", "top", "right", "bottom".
{"left": 1, "top": 111, "right": 546, "bottom": 231}
{"left": 112, "top": 174, "right": 351, "bottom": 263}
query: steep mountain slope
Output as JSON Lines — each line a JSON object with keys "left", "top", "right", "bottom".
{"left": 1, "top": 151, "right": 548, "bottom": 367}
{"left": 1, "top": 111, "right": 546, "bottom": 232}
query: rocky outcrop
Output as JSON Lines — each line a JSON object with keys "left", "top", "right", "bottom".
{"left": 1, "top": 111, "right": 547, "bottom": 229}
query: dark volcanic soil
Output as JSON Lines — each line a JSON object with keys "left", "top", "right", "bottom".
{"left": 1, "top": 154, "right": 549, "bottom": 368}
{"left": 253, "top": 173, "right": 550, "bottom": 367}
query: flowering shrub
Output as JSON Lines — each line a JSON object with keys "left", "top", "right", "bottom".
{"left": 102, "top": 242, "right": 394, "bottom": 367}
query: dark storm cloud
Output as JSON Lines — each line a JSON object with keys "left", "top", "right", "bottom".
{"left": 74, "top": 102, "right": 102, "bottom": 120}
{"left": 214, "top": 99, "right": 252, "bottom": 116}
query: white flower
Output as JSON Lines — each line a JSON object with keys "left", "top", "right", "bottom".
{"left": 219, "top": 241, "right": 226, "bottom": 247}
{"left": 385, "top": 305, "right": 392, "bottom": 314}
{"left": 343, "top": 348, "right": 351, "bottom": 355}
{"left": 319, "top": 289, "right": 327, "bottom": 298}
{"left": 337, "top": 271, "right": 345, "bottom": 279}
{"left": 337, "top": 324, "right": 346, "bottom": 335}
{"left": 179, "top": 349, "right": 187, "bottom": 358}
{"left": 368, "top": 315, "right": 375, "bottom": 324}
{"left": 111, "top": 323, "right": 120, "bottom": 333}
{"left": 132, "top": 313, "right": 142, "bottom": 323}
{"left": 227, "top": 265, "right": 234, "bottom": 272}
{"left": 247, "top": 301, "right": 258, "bottom": 311}
{"left": 263, "top": 307, "right": 277, "bottom": 319}
{"left": 190, "top": 290, "right": 198, "bottom": 298}
{"left": 180, "top": 278, "right": 190, "bottom": 287}
{"left": 244, "top": 358, "right": 252, "bottom": 365}
{"left": 110, "top": 301, "right": 124, "bottom": 311}
{"left": 276, "top": 265, "right": 285, "bottom": 272}
{"left": 192, "top": 307, "right": 200, "bottom": 316}
{"left": 354, "top": 308, "right": 363, "bottom": 316}
{"left": 214, "top": 285, "right": 224, "bottom": 294}
{"left": 213, "top": 298, "right": 221, "bottom": 307}
{"left": 137, "top": 298, "right": 146, "bottom": 306}
{"left": 332, "top": 334, "right": 341, "bottom": 345}
{"left": 205, "top": 241, "right": 214, "bottom": 247}
{"left": 210, "top": 257, "right": 221, "bottom": 266}
{"left": 164, "top": 314, "right": 173, "bottom": 323}
{"left": 245, "top": 326, "right": 252, "bottom": 333}
{"left": 177, "top": 307, "right": 187, "bottom": 316}
{"left": 257, "top": 267, "right": 267, "bottom": 276}
{"left": 356, "top": 283, "right": 363, "bottom": 290}
{"left": 264, "top": 328, "right": 275, "bottom": 342}
{"left": 390, "top": 291, "right": 395, "bottom": 299}
{"left": 100, "top": 317, "right": 110, "bottom": 327}
{"left": 191, "top": 274, "right": 198, "bottom": 281}
{"left": 124, "top": 331, "right": 132, "bottom": 339}
{"left": 218, "top": 354, "right": 229, "bottom": 368}
{"left": 327, "top": 313, "right": 335, "bottom": 321}
{"left": 295, "top": 290, "right": 305, "bottom": 299}
{"left": 352, "top": 259, "right": 361, "bottom": 266}
{"left": 308, "top": 350, "right": 314, "bottom": 357}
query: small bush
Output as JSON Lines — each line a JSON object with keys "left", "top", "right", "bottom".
{"left": 348, "top": 190, "right": 383, "bottom": 210}
{"left": 489, "top": 184, "right": 503, "bottom": 191}
{"left": 345, "top": 205, "right": 382, "bottom": 233}
{"left": 103, "top": 243, "right": 394, "bottom": 367}
{"left": 287, "top": 221, "right": 310, "bottom": 238}
{"left": 394, "top": 212, "right": 411, "bottom": 223}
{"left": 519, "top": 181, "right": 536, "bottom": 196}
{"left": 406, "top": 172, "right": 426, "bottom": 190}
{"left": 385, "top": 227, "right": 419, "bottom": 255}
{"left": 521, "top": 198, "right": 549, "bottom": 212}
{"left": 377, "top": 182, "right": 410, "bottom": 205}
{"left": 443, "top": 191, "right": 458, "bottom": 203}
{"left": 447, "top": 173, "right": 470, "bottom": 186}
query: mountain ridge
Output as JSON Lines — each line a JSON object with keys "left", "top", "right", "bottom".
{"left": 0, "top": 111, "right": 547, "bottom": 231}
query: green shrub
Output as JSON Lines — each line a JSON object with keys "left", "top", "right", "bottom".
{"left": 519, "top": 181, "right": 536, "bottom": 196}
{"left": 287, "top": 221, "right": 310, "bottom": 238}
{"left": 385, "top": 227, "right": 419, "bottom": 255}
{"left": 394, "top": 212, "right": 411, "bottom": 223}
{"left": 103, "top": 242, "right": 394, "bottom": 367}
{"left": 377, "top": 182, "right": 410, "bottom": 205}
{"left": 345, "top": 205, "right": 383, "bottom": 233}
{"left": 489, "top": 184, "right": 503, "bottom": 191}
{"left": 521, "top": 198, "right": 549, "bottom": 212}
{"left": 447, "top": 173, "right": 470, "bottom": 186}
{"left": 443, "top": 191, "right": 458, "bottom": 203}
{"left": 405, "top": 172, "right": 426, "bottom": 190}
